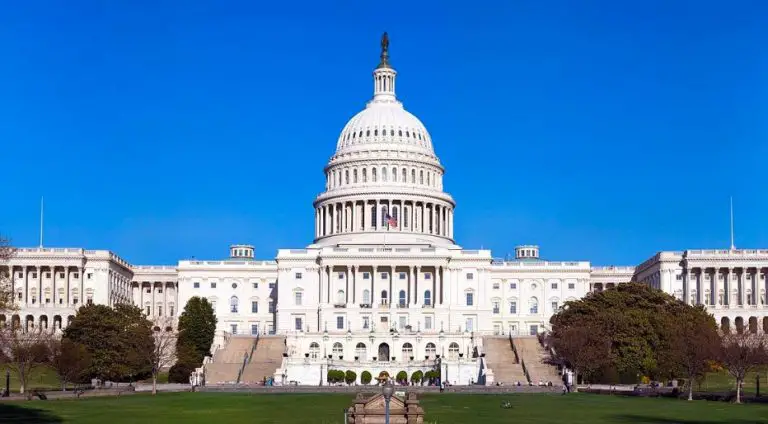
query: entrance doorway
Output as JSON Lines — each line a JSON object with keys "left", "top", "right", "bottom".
{"left": 378, "top": 343, "right": 390, "bottom": 361}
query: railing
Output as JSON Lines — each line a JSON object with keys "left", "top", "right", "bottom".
{"left": 236, "top": 335, "right": 259, "bottom": 384}
{"left": 509, "top": 335, "right": 531, "bottom": 384}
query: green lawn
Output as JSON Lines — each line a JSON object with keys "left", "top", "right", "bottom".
{"left": 1, "top": 392, "right": 767, "bottom": 423}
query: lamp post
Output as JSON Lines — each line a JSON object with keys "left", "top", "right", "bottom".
{"left": 4, "top": 369, "right": 9, "bottom": 397}
{"left": 382, "top": 379, "right": 394, "bottom": 424}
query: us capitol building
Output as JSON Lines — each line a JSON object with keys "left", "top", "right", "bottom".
{"left": 2, "top": 35, "right": 767, "bottom": 385}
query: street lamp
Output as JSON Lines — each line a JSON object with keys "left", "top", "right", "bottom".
{"left": 382, "top": 379, "right": 395, "bottom": 424}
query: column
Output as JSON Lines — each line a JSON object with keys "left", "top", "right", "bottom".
{"left": 375, "top": 200, "right": 380, "bottom": 230}
{"left": 351, "top": 266, "right": 356, "bottom": 304}
{"left": 714, "top": 268, "right": 721, "bottom": 307}
{"left": 345, "top": 266, "right": 349, "bottom": 304}
{"left": 342, "top": 202, "right": 348, "bottom": 233}
{"left": 726, "top": 268, "right": 733, "bottom": 307}
{"left": 37, "top": 267, "right": 42, "bottom": 307}
{"left": 738, "top": 268, "right": 745, "bottom": 307}
{"left": 695, "top": 268, "right": 702, "bottom": 305}
{"left": 754, "top": 268, "right": 760, "bottom": 305}
{"left": 326, "top": 266, "right": 331, "bottom": 304}
{"left": 79, "top": 267, "right": 84, "bottom": 306}
{"left": 351, "top": 201, "right": 356, "bottom": 232}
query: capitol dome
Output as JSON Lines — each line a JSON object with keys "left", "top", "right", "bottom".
{"left": 312, "top": 33, "right": 456, "bottom": 248}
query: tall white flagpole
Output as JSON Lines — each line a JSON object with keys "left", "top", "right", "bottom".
{"left": 730, "top": 196, "right": 735, "bottom": 250}
{"left": 39, "top": 196, "right": 44, "bottom": 248}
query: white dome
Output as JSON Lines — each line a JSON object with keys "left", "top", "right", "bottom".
{"left": 335, "top": 103, "right": 434, "bottom": 156}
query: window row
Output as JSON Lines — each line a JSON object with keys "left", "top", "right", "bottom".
{"left": 341, "top": 126, "right": 429, "bottom": 145}
{"left": 326, "top": 165, "right": 442, "bottom": 190}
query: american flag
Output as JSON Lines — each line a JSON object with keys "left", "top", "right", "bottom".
{"left": 385, "top": 213, "right": 398, "bottom": 228}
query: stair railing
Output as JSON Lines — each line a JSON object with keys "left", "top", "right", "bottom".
{"left": 236, "top": 335, "right": 260, "bottom": 384}
{"left": 509, "top": 335, "right": 531, "bottom": 384}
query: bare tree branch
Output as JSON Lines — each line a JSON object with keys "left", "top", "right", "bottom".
{"left": 0, "top": 235, "right": 18, "bottom": 314}
{"left": 149, "top": 317, "right": 177, "bottom": 395}
{"left": 719, "top": 332, "right": 768, "bottom": 404}
{"left": 0, "top": 326, "right": 52, "bottom": 397}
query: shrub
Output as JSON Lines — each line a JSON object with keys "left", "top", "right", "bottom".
{"left": 361, "top": 371, "right": 372, "bottom": 385}
{"left": 411, "top": 370, "right": 423, "bottom": 384}
{"left": 345, "top": 370, "right": 357, "bottom": 385}
{"left": 396, "top": 371, "right": 408, "bottom": 384}
{"left": 327, "top": 369, "right": 346, "bottom": 384}
{"left": 168, "top": 362, "right": 195, "bottom": 384}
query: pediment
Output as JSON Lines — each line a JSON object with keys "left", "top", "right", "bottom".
{"left": 362, "top": 393, "right": 405, "bottom": 411}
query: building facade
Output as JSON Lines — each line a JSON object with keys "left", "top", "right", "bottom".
{"left": 1, "top": 35, "right": 766, "bottom": 385}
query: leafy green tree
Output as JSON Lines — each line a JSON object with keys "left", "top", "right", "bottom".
{"left": 361, "top": 370, "right": 372, "bottom": 385}
{"left": 345, "top": 370, "right": 357, "bottom": 385}
{"left": 176, "top": 297, "right": 217, "bottom": 365}
{"left": 63, "top": 303, "right": 154, "bottom": 382}
{"left": 49, "top": 338, "right": 91, "bottom": 391}
{"left": 665, "top": 304, "right": 720, "bottom": 400}
{"left": 410, "top": 370, "right": 423, "bottom": 385}
{"left": 396, "top": 370, "right": 407, "bottom": 384}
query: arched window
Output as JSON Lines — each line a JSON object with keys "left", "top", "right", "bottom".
{"left": 372, "top": 168, "right": 377, "bottom": 182}
{"left": 336, "top": 290, "right": 345, "bottom": 305}
{"left": 420, "top": 170, "right": 424, "bottom": 184}
{"left": 382, "top": 167, "right": 388, "bottom": 182}
{"left": 362, "top": 289, "right": 370, "bottom": 305}
{"left": 448, "top": 342, "right": 460, "bottom": 360}
{"left": 393, "top": 207, "right": 398, "bottom": 225}
{"left": 392, "top": 167, "right": 397, "bottom": 182}
{"left": 345, "top": 170, "right": 349, "bottom": 185}
{"left": 529, "top": 297, "right": 539, "bottom": 314}
{"left": 332, "top": 342, "right": 343, "bottom": 356}
{"left": 411, "top": 169, "right": 416, "bottom": 183}
{"left": 309, "top": 342, "right": 320, "bottom": 359}
{"left": 356, "top": 342, "right": 367, "bottom": 360}
{"left": 371, "top": 205, "right": 377, "bottom": 228}
{"left": 403, "top": 206, "right": 409, "bottom": 228}
{"left": 230, "top": 296, "right": 239, "bottom": 313}
{"left": 353, "top": 169, "right": 358, "bottom": 183}
{"left": 425, "top": 342, "right": 436, "bottom": 359}
{"left": 424, "top": 290, "right": 432, "bottom": 306}
{"left": 381, "top": 290, "right": 388, "bottom": 305}
{"left": 374, "top": 129, "right": 378, "bottom": 136}
{"left": 402, "top": 168, "right": 406, "bottom": 182}
{"left": 427, "top": 173, "right": 430, "bottom": 186}
{"left": 398, "top": 290, "right": 406, "bottom": 306}
{"left": 363, "top": 168, "right": 367, "bottom": 182}
{"left": 402, "top": 342, "right": 413, "bottom": 360}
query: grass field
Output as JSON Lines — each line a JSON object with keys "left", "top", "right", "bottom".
{"left": 1, "top": 392, "right": 767, "bottom": 424}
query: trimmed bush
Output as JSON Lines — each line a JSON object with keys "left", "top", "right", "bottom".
{"left": 327, "top": 369, "right": 345, "bottom": 384}
{"left": 410, "top": 370, "right": 423, "bottom": 384}
{"left": 168, "top": 362, "right": 195, "bottom": 384}
{"left": 361, "top": 371, "right": 372, "bottom": 385}
{"left": 396, "top": 371, "right": 407, "bottom": 384}
{"left": 345, "top": 370, "right": 357, "bottom": 385}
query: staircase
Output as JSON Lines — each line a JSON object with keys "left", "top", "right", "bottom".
{"left": 483, "top": 337, "right": 527, "bottom": 385}
{"left": 513, "top": 336, "right": 561, "bottom": 385}
{"left": 204, "top": 336, "right": 256, "bottom": 384}
{"left": 240, "top": 336, "right": 286, "bottom": 384}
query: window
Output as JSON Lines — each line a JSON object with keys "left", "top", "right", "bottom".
{"left": 424, "top": 290, "right": 432, "bottom": 306}
{"left": 32, "top": 273, "right": 38, "bottom": 279}
{"left": 146, "top": 306, "right": 151, "bottom": 315}
{"left": 493, "top": 282, "right": 500, "bottom": 290}
{"left": 170, "top": 306, "right": 175, "bottom": 316}
{"left": 362, "top": 289, "right": 370, "bottom": 305}
{"left": 295, "top": 272, "right": 302, "bottom": 279}
{"left": 551, "top": 301, "right": 559, "bottom": 311}
{"left": 448, "top": 342, "right": 460, "bottom": 360}
{"left": 309, "top": 342, "right": 320, "bottom": 359}
{"left": 466, "top": 318, "right": 474, "bottom": 332}
{"left": 211, "top": 282, "right": 217, "bottom": 289}
{"left": 253, "top": 282, "right": 259, "bottom": 289}
{"left": 338, "top": 272, "right": 344, "bottom": 280}
{"left": 252, "top": 301, "right": 259, "bottom": 313}
{"left": 336, "top": 290, "right": 345, "bottom": 305}
{"left": 73, "top": 273, "right": 79, "bottom": 279}
{"left": 230, "top": 296, "right": 239, "bottom": 313}
{"left": 230, "top": 324, "right": 238, "bottom": 334}
{"left": 146, "top": 288, "right": 151, "bottom": 293}
{"left": 87, "top": 273, "right": 92, "bottom": 279}
{"left": 362, "top": 316, "right": 370, "bottom": 329}
{"left": 158, "top": 306, "right": 163, "bottom": 316}
{"left": 194, "top": 282, "right": 200, "bottom": 288}
{"left": 402, "top": 342, "right": 413, "bottom": 359}
{"left": 232, "top": 283, "right": 238, "bottom": 289}
{"left": 466, "top": 292, "right": 474, "bottom": 306}
{"left": 676, "top": 274, "right": 682, "bottom": 281}
{"left": 425, "top": 316, "right": 433, "bottom": 330}
{"left": 399, "top": 272, "right": 406, "bottom": 280}
{"left": 336, "top": 316, "right": 344, "bottom": 330}
{"left": 551, "top": 282, "right": 558, "bottom": 289}
{"left": 568, "top": 282, "right": 575, "bottom": 290}
{"left": 509, "top": 300, "right": 517, "bottom": 314}
{"left": 295, "top": 317, "right": 303, "bottom": 331}
{"left": 466, "top": 273, "right": 474, "bottom": 280}
{"left": 398, "top": 290, "right": 406, "bottom": 306}
{"left": 529, "top": 298, "right": 539, "bottom": 314}
{"left": 268, "top": 301, "right": 275, "bottom": 313}
{"left": 380, "top": 290, "right": 388, "bottom": 305}
{"left": 333, "top": 342, "right": 343, "bottom": 356}
{"left": 425, "top": 342, "right": 436, "bottom": 358}
{"left": 60, "top": 272, "right": 65, "bottom": 278}
{"left": 295, "top": 291, "right": 303, "bottom": 306}
{"left": 269, "top": 282, "right": 275, "bottom": 289}
{"left": 86, "top": 297, "right": 93, "bottom": 305}
{"left": 380, "top": 272, "right": 388, "bottom": 279}
{"left": 158, "top": 288, "right": 163, "bottom": 293}
{"left": 45, "top": 298, "right": 50, "bottom": 304}
{"left": 424, "top": 273, "right": 431, "bottom": 280}
{"left": 509, "top": 282, "right": 517, "bottom": 289}
{"left": 45, "top": 272, "right": 51, "bottom": 279}
{"left": 399, "top": 316, "right": 406, "bottom": 329}
{"left": 251, "top": 324, "right": 259, "bottom": 335}
{"left": 363, "top": 272, "right": 370, "bottom": 280}
{"left": 492, "top": 300, "right": 500, "bottom": 314}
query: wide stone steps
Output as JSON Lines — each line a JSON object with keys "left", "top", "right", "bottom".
{"left": 240, "top": 336, "right": 286, "bottom": 384}
{"left": 482, "top": 337, "right": 527, "bottom": 385}
{"left": 513, "top": 337, "right": 561, "bottom": 385}
{"left": 206, "top": 336, "right": 257, "bottom": 384}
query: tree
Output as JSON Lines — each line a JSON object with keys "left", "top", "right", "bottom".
{"left": 410, "top": 370, "right": 423, "bottom": 385}
{"left": 666, "top": 304, "right": 720, "bottom": 400}
{"left": 361, "top": 370, "right": 372, "bottom": 385}
{"left": 0, "top": 236, "right": 17, "bottom": 313}
{"left": 345, "top": 370, "right": 357, "bottom": 385}
{"left": 0, "top": 326, "right": 51, "bottom": 396}
{"left": 396, "top": 370, "right": 407, "bottom": 384}
{"left": 719, "top": 332, "right": 767, "bottom": 404}
{"left": 176, "top": 297, "right": 217, "bottom": 365}
{"left": 550, "top": 283, "right": 703, "bottom": 384}
{"left": 147, "top": 318, "right": 177, "bottom": 395}
{"left": 49, "top": 338, "right": 91, "bottom": 391}
{"left": 63, "top": 304, "right": 154, "bottom": 383}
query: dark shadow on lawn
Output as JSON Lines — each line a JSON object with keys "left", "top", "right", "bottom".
{"left": 612, "top": 414, "right": 767, "bottom": 424}
{"left": 0, "top": 404, "right": 63, "bottom": 423}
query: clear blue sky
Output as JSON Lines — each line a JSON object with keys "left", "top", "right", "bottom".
{"left": 1, "top": 1, "right": 766, "bottom": 266}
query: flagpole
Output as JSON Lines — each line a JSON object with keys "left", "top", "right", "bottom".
{"left": 730, "top": 196, "right": 735, "bottom": 250}
{"left": 39, "top": 196, "right": 44, "bottom": 248}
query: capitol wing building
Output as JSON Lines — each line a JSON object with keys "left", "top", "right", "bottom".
{"left": 2, "top": 36, "right": 768, "bottom": 386}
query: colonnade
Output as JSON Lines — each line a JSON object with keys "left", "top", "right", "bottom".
{"left": 683, "top": 267, "right": 766, "bottom": 307}
{"left": 131, "top": 281, "right": 178, "bottom": 319}
{"left": 315, "top": 199, "right": 453, "bottom": 239}
{"left": 3, "top": 265, "right": 86, "bottom": 307}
